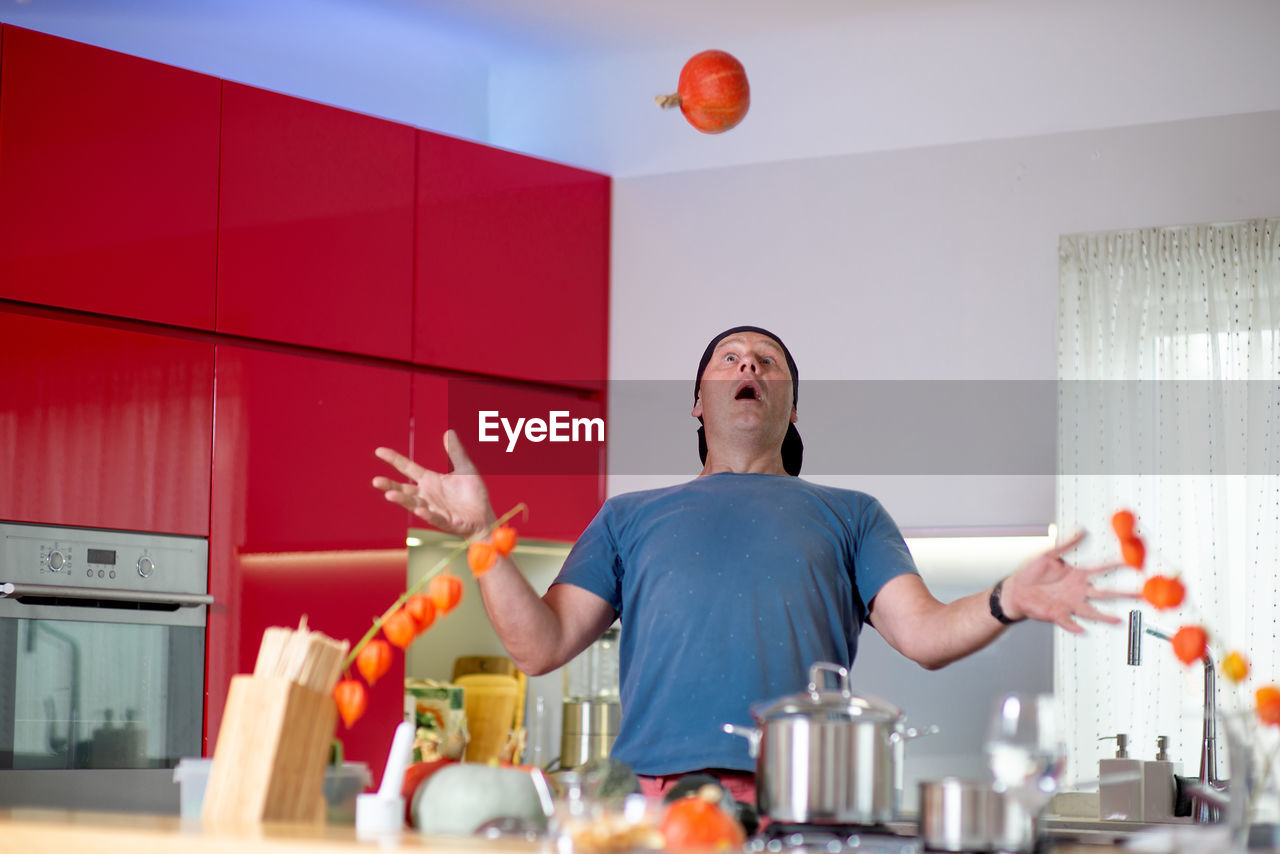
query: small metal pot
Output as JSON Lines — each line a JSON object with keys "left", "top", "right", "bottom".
{"left": 917, "top": 778, "right": 1033, "bottom": 853}
{"left": 723, "top": 661, "right": 935, "bottom": 825}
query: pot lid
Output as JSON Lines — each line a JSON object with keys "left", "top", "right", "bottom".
{"left": 749, "top": 661, "right": 903, "bottom": 724}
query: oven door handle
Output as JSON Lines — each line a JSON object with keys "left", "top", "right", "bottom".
{"left": 0, "top": 582, "right": 213, "bottom": 607}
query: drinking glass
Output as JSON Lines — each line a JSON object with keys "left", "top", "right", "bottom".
{"left": 985, "top": 692, "right": 1068, "bottom": 815}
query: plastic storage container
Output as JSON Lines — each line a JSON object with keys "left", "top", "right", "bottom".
{"left": 173, "top": 758, "right": 371, "bottom": 822}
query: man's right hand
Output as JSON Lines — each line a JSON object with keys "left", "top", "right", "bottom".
{"left": 372, "top": 430, "right": 496, "bottom": 540}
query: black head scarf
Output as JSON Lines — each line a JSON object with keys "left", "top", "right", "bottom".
{"left": 693, "top": 325, "right": 803, "bottom": 476}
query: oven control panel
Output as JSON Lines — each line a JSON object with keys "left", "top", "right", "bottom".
{"left": 0, "top": 521, "right": 208, "bottom": 595}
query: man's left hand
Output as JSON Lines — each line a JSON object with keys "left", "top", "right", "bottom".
{"left": 1000, "top": 530, "right": 1138, "bottom": 634}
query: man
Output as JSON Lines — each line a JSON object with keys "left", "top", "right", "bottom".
{"left": 373, "top": 325, "right": 1132, "bottom": 800}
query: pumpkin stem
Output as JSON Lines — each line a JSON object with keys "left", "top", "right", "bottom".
{"left": 696, "top": 783, "right": 724, "bottom": 803}
{"left": 655, "top": 93, "right": 682, "bottom": 110}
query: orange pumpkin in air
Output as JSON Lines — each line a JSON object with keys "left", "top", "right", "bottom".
{"left": 656, "top": 50, "right": 750, "bottom": 134}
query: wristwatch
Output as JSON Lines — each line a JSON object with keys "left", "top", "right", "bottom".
{"left": 989, "top": 578, "right": 1025, "bottom": 625}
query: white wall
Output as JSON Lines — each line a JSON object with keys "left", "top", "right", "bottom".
{"left": 488, "top": 0, "right": 1280, "bottom": 176}
{"left": 10, "top": 2, "right": 1279, "bottom": 179}
{"left": 606, "top": 109, "right": 1280, "bottom": 530}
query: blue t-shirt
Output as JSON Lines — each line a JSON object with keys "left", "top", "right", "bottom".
{"left": 551, "top": 472, "right": 918, "bottom": 775}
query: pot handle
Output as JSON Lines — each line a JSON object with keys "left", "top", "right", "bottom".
{"left": 889, "top": 724, "right": 941, "bottom": 744}
{"left": 807, "top": 661, "right": 851, "bottom": 697}
{"left": 722, "top": 723, "right": 762, "bottom": 759}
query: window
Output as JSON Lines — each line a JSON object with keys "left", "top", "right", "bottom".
{"left": 1056, "top": 219, "right": 1280, "bottom": 786}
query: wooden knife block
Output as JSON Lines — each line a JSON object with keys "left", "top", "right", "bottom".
{"left": 201, "top": 674, "right": 337, "bottom": 825}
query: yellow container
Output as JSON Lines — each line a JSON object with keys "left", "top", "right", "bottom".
{"left": 455, "top": 673, "right": 520, "bottom": 763}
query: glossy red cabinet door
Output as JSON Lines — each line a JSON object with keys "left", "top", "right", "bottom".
{"left": 0, "top": 27, "right": 220, "bottom": 328}
{"left": 218, "top": 83, "right": 415, "bottom": 360}
{"left": 0, "top": 307, "right": 214, "bottom": 535}
{"left": 415, "top": 132, "right": 610, "bottom": 388}
{"left": 412, "top": 375, "right": 605, "bottom": 543}
{"left": 208, "top": 344, "right": 411, "bottom": 778}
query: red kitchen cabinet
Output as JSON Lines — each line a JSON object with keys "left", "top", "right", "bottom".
{"left": 0, "top": 27, "right": 220, "bottom": 328}
{"left": 0, "top": 306, "right": 214, "bottom": 535}
{"left": 412, "top": 374, "right": 605, "bottom": 543}
{"left": 415, "top": 132, "right": 610, "bottom": 389}
{"left": 208, "top": 344, "right": 413, "bottom": 779}
{"left": 217, "top": 83, "right": 415, "bottom": 360}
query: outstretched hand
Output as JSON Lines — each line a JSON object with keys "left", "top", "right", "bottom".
{"left": 372, "top": 430, "right": 495, "bottom": 540}
{"left": 1002, "top": 530, "right": 1139, "bottom": 634}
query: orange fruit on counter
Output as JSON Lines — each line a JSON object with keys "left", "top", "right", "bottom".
{"left": 1111, "top": 510, "right": 1137, "bottom": 540}
{"left": 406, "top": 593, "right": 436, "bottom": 633}
{"left": 356, "top": 639, "right": 393, "bottom": 686}
{"left": 491, "top": 525, "right": 518, "bottom": 557}
{"left": 660, "top": 787, "right": 747, "bottom": 850}
{"left": 382, "top": 608, "right": 419, "bottom": 649}
{"left": 1172, "top": 625, "right": 1208, "bottom": 665}
{"left": 334, "top": 678, "right": 368, "bottom": 729}
{"left": 467, "top": 542, "right": 498, "bottom": 576}
{"left": 429, "top": 573, "right": 464, "bottom": 615}
{"left": 1141, "top": 575, "right": 1185, "bottom": 610}
{"left": 1222, "top": 651, "right": 1251, "bottom": 684}
{"left": 1120, "top": 536, "right": 1146, "bottom": 569}
{"left": 1256, "top": 686, "right": 1280, "bottom": 726}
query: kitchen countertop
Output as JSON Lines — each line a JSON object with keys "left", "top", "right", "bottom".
{"left": 0, "top": 808, "right": 539, "bottom": 854}
{"left": 0, "top": 808, "right": 1129, "bottom": 854}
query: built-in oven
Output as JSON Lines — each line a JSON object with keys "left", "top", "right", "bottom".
{"left": 0, "top": 521, "right": 211, "bottom": 812}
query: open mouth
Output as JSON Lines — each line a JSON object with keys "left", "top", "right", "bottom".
{"left": 734, "top": 381, "right": 762, "bottom": 401}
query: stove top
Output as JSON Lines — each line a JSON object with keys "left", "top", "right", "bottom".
{"left": 748, "top": 822, "right": 923, "bottom": 854}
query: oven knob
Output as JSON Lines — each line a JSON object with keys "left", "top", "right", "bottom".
{"left": 47, "top": 550, "right": 66, "bottom": 572}
{"left": 137, "top": 556, "right": 155, "bottom": 579}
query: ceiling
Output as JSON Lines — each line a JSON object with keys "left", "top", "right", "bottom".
{"left": 3, "top": 0, "right": 1279, "bottom": 176}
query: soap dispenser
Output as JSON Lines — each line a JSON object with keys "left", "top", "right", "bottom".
{"left": 1099, "top": 733, "right": 1144, "bottom": 821}
{"left": 1142, "top": 736, "right": 1177, "bottom": 822}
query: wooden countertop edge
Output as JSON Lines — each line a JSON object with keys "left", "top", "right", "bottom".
{"left": 0, "top": 809, "right": 544, "bottom": 854}
{"left": 0, "top": 810, "right": 1124, "bottom": 854}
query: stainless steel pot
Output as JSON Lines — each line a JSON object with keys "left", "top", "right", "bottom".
{"left": 917, "top": 778, "right": 1033, "bottom": 853}
{"left": 723, "top": 661, "right": 936, "bottom": 824}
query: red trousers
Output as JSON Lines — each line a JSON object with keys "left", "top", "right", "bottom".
{"left": 638, "top": 769, "right": 757, "bottom": 806}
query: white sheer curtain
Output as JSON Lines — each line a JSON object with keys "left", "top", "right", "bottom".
{"left": 1056, "top": 219, "right": 1280, "bottom": 788}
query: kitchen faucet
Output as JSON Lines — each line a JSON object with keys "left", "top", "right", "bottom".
{"left": 29, "top": 620, "right": 83, "bottom": 769}
{"left": 1127, "top": 609, "right": 1222, "bottom": 822}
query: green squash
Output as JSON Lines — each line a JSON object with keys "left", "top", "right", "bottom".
{"left": 411, "top": 763, "right": 550, "bottom": 835}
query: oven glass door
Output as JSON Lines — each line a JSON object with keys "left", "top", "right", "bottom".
{"left": 0, "top": 615, "right": 204, "bottom": 770}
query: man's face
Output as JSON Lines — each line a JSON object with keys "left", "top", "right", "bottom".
{"left": 692, "top": 332, "right": 797, "bottom": 444}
